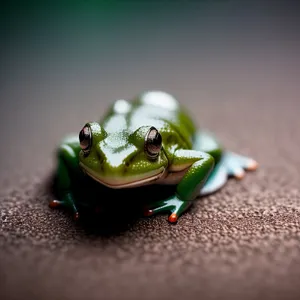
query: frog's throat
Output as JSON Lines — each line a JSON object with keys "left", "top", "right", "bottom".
{"left": 79, "top": 163, "right": 166, "bottom": 189}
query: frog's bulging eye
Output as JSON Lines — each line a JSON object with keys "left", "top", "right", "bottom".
{"left": 145, "top": 127, "right": 162, "bottom": 159}
{"left": 79, "top": 125, "right": 92, "bottom": 155}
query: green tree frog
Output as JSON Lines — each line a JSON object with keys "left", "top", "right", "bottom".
{"left": 50, "top": 91, "right": 258, "bottom": 223}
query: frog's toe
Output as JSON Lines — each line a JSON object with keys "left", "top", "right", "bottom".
{"left": 168, "top": 213, "right": 178, "bottom": 223}
{"left": 143, "top": 197, "right": 192, "bottom": 223}
{"left": 245, "top": 159, "right": 259, "bottom": 171}
{"left": 73, "top": 211, "right": 80, "bottom": 221}
{"left": 144, "top": 201, "right": 172, "bottom": 217}
{"left": 234, "top": 169, "right": 246, "bottom": 180}
{"left": 143, "top": 208, "right": 154, "bottom": 217}
{"left": 49, "top": 196, "right": 79, "bottom": 221}
{"left": 168, "top": 201, "right": 192, "bottom": 223}
{"left": 49, "top": 199, "right": 64, "bottom": 208}
{"left": 223, "top": 152, "right": 258, "bottom": 179}
{"left": 226, "top": 163, "right": 245, "bottom": 179}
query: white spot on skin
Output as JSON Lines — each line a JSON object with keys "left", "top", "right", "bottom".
{"left": 104, "top": 146, "right": 137, "bottom": 168}
{"left": 142, "top": 91, "right": 179, "bottom": 110}
{"left": 103, "top": 115, "right": 127, "bottom": 133}
{"left": 113, "top": 99, "right": 131, "bottom": 114}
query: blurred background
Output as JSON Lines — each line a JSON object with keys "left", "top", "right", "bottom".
{"left": 1, "top": 2, "right": 300, "bottom": 300}
{"left": 1, "top": 0, "right": 299, "bottom": 175}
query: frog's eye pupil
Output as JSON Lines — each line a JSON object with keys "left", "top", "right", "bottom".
{"left": 79, "top": 125, "right": 92, "bottom": 155}
{"left": 145, "top": 127, "right": 162, "bottom": 159}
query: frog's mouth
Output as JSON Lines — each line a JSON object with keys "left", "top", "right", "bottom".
{"left": 79, "top": 163, "right": 166, "bottom": 189}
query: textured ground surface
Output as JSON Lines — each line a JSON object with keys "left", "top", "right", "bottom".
{"left": 1, "top": 2, "right": 300, "bottom": 300}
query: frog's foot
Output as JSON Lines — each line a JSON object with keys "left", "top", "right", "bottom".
{"left": 49, "top": 195, "right": 79, "bottom": 221}
{"left": 223, "top": 152, "right": 258, "bottom": 179}
{"left": 200, "top": 151, "right": 258, "bottom": 196}
{"left": 144, "top": 196, "right": 192, "bottom": 223}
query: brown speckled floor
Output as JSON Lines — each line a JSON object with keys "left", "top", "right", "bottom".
{"left": 1, "top": 2, "right": 300, "bottom": 300}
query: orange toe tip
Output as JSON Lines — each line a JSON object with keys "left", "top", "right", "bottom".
{"left": 49, "top": 200, "right": 59, "bottom": 208}
{"left": 73, "top": 212, "right": 80, "bottom": 221}
{"left": 168, "top": 213, "right": 178, "bottom": 223}
{"left": 247, "top": 160, "right": 259, "bottom": 171}
{"left": 144, "top": 209, "right": 153, "bottom": 217}
{"left": 235, "top": 171, "right": 245, "bottom": 180}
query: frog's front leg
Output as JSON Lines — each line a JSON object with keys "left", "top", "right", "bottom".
{"left": 145, "top": 150, "right": 215, "bottom": 223}
{"left": 49, "top": 139, "right": 81, "bottom": 220}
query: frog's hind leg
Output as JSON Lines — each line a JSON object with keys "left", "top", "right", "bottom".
{"left": 193, "top": 130, "right": 258, "bottom": 196}
{"left": 199, "top": 162, "right": 228, "bottom": 196}
{"left": 144, "top": 197, "right": 192, "bottom": 223}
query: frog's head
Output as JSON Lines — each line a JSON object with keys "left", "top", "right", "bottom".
{"left": 78, "top": 122, "right": 169, "bottom": 188}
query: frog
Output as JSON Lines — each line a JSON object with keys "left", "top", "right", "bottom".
{"left": 50, "top": 91, "right": 258, "bottom": 223}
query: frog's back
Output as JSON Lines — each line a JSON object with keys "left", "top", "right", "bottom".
{"left": 132, "top": 91, "right": 182, "bottom": 117}
{"left": 101, "top": 91, "right": 197, "bottom": 148}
